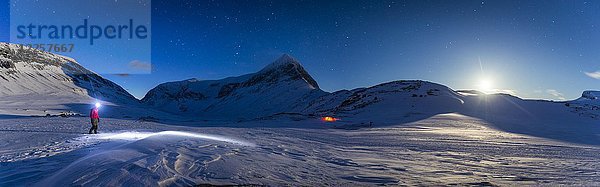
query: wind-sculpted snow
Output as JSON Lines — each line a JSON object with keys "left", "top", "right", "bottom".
{"left": 1, "top": 115, "right": 600, "bottom": 186}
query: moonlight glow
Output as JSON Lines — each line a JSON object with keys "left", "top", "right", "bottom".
{"left": 477, "top": 78, "right": 494, "bottom": 93}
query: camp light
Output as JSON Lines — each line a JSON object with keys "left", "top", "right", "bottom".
{"left": 322, "top": 116, "right": 338, "bottom": 122}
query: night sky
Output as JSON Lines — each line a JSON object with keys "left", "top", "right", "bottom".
{"left": 1, "top": 0, "right": 599, "bottom": 100}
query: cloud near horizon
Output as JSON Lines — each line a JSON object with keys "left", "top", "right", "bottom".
{"left": 584, "top": 71, "right": 600, "bottom": 79}
{"left": 115, "top": 73, "right": 131, "bottom": 77}
{"left": 128, "top": 60, "right": 152, "bottom": 71}
{"left": 546, "top": 89, "right": 566, "bottom": 100}
{"left": 490, "top": 89, "right": 518, "bottom": 96}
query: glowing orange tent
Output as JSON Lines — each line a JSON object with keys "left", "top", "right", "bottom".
{"left": 321, "top": 116, "right": 338, "bottom": 122}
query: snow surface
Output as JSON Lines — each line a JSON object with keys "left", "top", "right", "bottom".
{"left": 1, "top": 114, "right": 599, "bottom": 186}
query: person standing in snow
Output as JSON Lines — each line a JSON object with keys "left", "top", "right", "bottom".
{"left": 89, "top": 103, "right": 100, "bottom": 134}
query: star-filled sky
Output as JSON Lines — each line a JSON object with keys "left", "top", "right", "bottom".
{"left": 1, "top": 0, "right": 599, "bottom": 100}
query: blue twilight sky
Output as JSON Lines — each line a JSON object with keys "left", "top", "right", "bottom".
{"left": 1, "top": 0, "right": 599, "bottom": 100}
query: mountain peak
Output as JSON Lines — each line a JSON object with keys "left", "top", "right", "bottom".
{"left": 185, "top": 78, "right": 200, "bottom": 82}
{"left": 263, "top": 54, "right": 300, "bottom": 70}
{"left": 253, "top": 54, "right": 320, "bottom": 89}
{"left": 277, "top": 53, "right": 297, "bottom": 62}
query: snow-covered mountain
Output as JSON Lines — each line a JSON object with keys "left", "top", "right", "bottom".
{"left": 141, "top": 53, "right": 600, "bottom": 127}
{"left": 141, "top": 54, "right": 327, "bottom": 120}
{"left": 566, "top": 90, "right": 600, "bottom": 119}
{"left": 304, "top": 80, "right": 465, "bottom": 122}
{"left": 0, "top": 43, "right": 136, "bottom": 102}
{"left": 581, "top": 90, "right": 600, "bottom": 100}
{"left": 0, "top": 43, "right": 139, "bottom": 116}
{"left": 1, "top": 42, "right": 597, "bottom": 127}
{"left": 306, "top": 79, "right": 600, "bottom": 123}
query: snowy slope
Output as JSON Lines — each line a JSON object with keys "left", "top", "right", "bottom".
{"left": 140, "top": 53, "right": 599, "bottom": 133}
{"left": 0, "top": 43, "right": 150, "bottom": 118}
{"left": 565, "top": 90, "right": 600, "bottom": 119}
{"left": 582, "top": 90, "right": 600, "bottom": 100}
{"left": 0, "top": 43, "right": 137, "bottom": 103}
{"left": 294, "top": 79, "right": 600, "bottom": 144}
{"left": 304, "top": 80, "right": 465, "bottom": 122}
{"left": 142, "top": 54, "right": 327, "bottom": 120}
{"left": 301, "top": 79, "right": 599, "bottom": 124}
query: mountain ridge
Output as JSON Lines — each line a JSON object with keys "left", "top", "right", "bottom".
{"left": 0, "top": 42, "right": 597, "bottom": 121}
{"left": 0, "top": 43, "right": 137, "bottom": 103}
{"left": 140, "top": 54, "right": 327, "bottom": 119}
